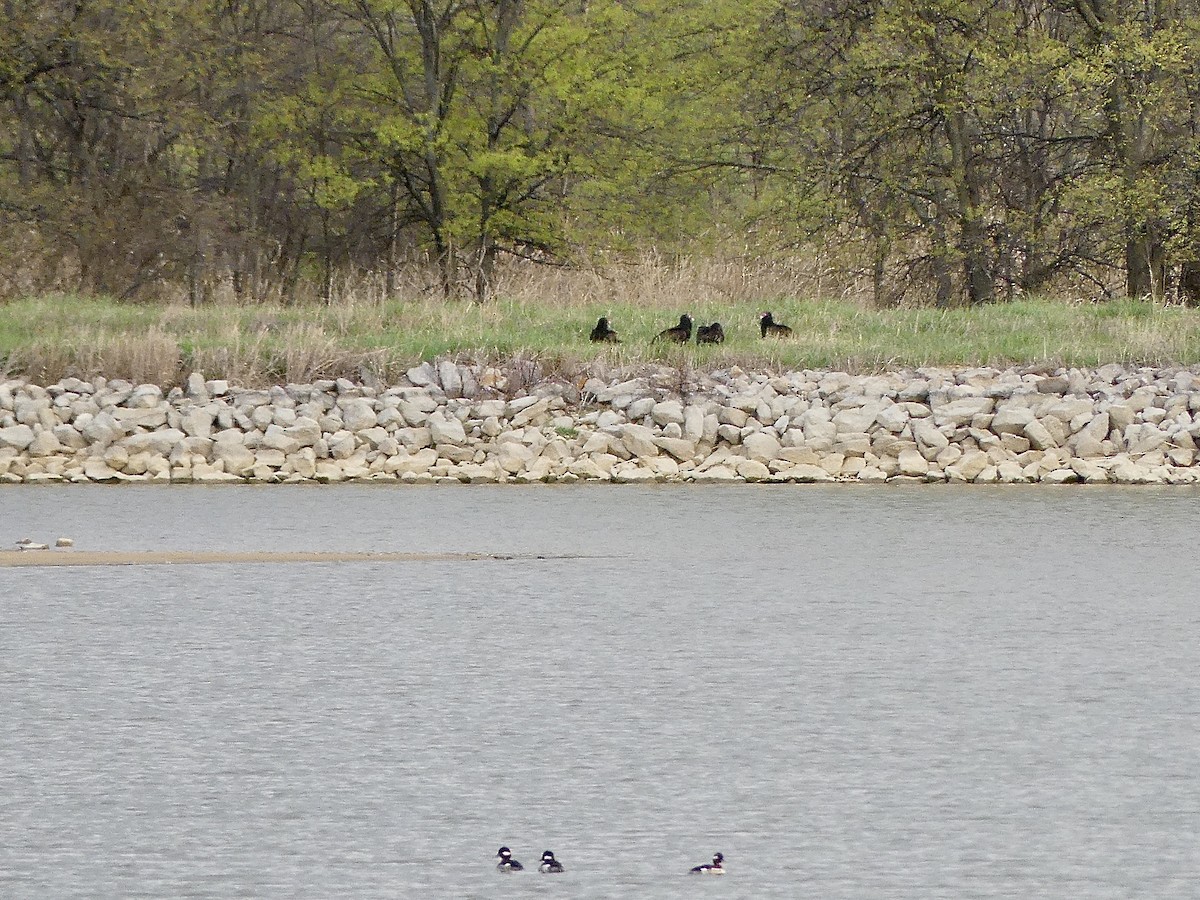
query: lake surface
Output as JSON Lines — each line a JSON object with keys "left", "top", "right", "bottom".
{"left": 2, "top": 485, "right": 1199, "bottom": 898}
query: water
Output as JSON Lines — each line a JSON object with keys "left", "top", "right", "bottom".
{"left": 2, "top": 485, "right": 1199, "bottom": 897}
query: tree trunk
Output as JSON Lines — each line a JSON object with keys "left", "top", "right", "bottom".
{"left": 1125, "top": 224, "right": 1166, "bottom": 300}
{"left": 474, "top": 235, "right": 496, "bottom": 304}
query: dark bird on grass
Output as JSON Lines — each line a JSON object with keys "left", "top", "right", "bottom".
{"left": 653, "top": 313, "right": 694, "bottom": 343}
{"left": 589, "top": 316, "right": 620, "bottom": 343}
{"left": 759, "top": 311, "right": 793, "bottom": 338}
{"left": 696, "top": 322, "right": 725, "bottom": 344}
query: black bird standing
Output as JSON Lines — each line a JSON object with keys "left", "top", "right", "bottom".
{"left": 759, "top": 311, "right": 793, "bottom": 338}
{"left": 696, "top": 322, "right": 725, "bottom": 344}
{"left": 589, "top": 316, "right": 620, "bottom": 343}
{"left": 653, "top": 313, "right": 694, "bottom": 343}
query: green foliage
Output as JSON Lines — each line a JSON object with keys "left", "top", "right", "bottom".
{"left": 4, "top": 0, "right": 1200, "bottom": 307}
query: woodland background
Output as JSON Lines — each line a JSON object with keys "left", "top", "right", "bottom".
{"left": 3, "top": 0, "right": 1200, "bottom": 308}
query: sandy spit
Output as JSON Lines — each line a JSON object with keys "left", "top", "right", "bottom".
{"left": 0, "top": 550, "right": 558, "bottom": 567}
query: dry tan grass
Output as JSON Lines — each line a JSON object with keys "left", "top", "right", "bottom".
{"left": 4, "top": 257, "right": 1200, "bottom": 385}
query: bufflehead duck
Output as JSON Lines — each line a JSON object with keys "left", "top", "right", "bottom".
{"left": 590, "top": 316, "right": 620, "bottom": 343}
{"left": 696, "top": 321, "right": 725, "bottom": 344}
{"left": 496, "top": 846, "right": 523, "bottom": 871}
{"left": 653, "top": 313, "right": 694, "bottom": 343}
{"left": 689, "top": 852, "right": 725, "bottom": 875}
{"left": 538, "top": 850, "right": 564, "bottom": 873}
{"left": 759, "top": 311, "right": 793, "bottom": 338}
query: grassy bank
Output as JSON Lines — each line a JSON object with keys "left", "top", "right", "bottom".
{"left": 3, "top": 292, "right": 1200, "bottom": 386}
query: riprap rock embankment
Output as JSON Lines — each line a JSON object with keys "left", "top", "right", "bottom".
{"left": 2, "top": 362, "right": 1200, "bottom": 485}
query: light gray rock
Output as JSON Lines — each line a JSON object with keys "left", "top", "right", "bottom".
{"left": 340, "top": 399, "right": 378, "bottom": 432}
{"left": 27, "top": 429, "right": 62, "bottom": 457}
{"left": 52, "top": 424, "right": 88, "bottom": 450}
{"left": 185, "top": 373, "right": 208, "bottom": 400}
{"left": 437, "top": 360, "right": 462, "bottom": 398}
{"left": 328, "top": 432, "right": 357, "bottom": 460}
{"left": 651, "top": 400, "right": 685, "bottom": 426}
{"left": 14, "top": 397, "right": 50, "bottom": 426}
{"left": 397, "top": 399, "right": 433, "bottom": 426}
{"left": 945, "top": 449, "right": 989, "bottom": 482}
{"left": 1107, "top": 403, "right": 1136, "bottom": 431}
{"left": 621, "top": 424, "right": 659, "bottom": 459}
{"left": 428, "top": 413, "right": 467, "bottom": 446}
{"left": 1046, "top": 399, "right": 1095, "bottom": 423}
{"left": 912, "top": 420, "right": 949, "bottom": 455}
{"left": 716, "top": 424, "right": 743, "bottom": 445}
{"left": 1024, "top": 419, "right": 1058, "bottom": 450}
{"left": 1039, "top": 467, "right": 1077, "bottom": 483}
{"left": 84, "top": 459, "right": 120, "bottom": 481}
{"left": 1126, "top": 423, "right": 1167, "bottom": 456}
{"left": 932, "top": 397, "right": 994, "bottom": 427}
{"left": 897, "top": 448, "right": 929, "bottom": 476}
{"left": 626, "top": 397, "right": 655, "bottom": 420}
{"left": 474, "top": 400, "right": 506, "bottom": 419}
{"left": 742, "top": 431, "right": 781, "bottom": 463}
{"left": 990, "top": 405, "right": 1035, "bottom": 435}
{"left": 876, "top": 405, "right": 909, "bottom": 432}
{"left": 122, "top": 429, "right": 186, "bottom": 456}
{"left": 1110, "top": 456, "right": 1159, "bottom": 484}
{"left": 111, "top": 407, "right": 168, "bottom": 430}
{"left": 735, "top": 458, "right": 771, "bottom": 481}
{"left": 127, "top": 385, "right": 164, "bottom": 408}
{"left": 1070, "top": 458, "right": 1109, "bottom": 483}
{"left": 407, "top": 362, "right": 438, "bottom": 387}
{"left": 214, "top": 442, "right": 257, "bottom": 476}
{"left": 497, "top": 442, "right": 535, "bottom": 473}
{"left": 0, "top": 424, "right": 35, "bottom": 451}
{"left": 717, "top": 406, "right": 749, "bottom": 428}
{"left": 654, "top": 437, "right": 697, "bottom": 461}
{"left": 511, "top": 398, "right": 551, "bottom": 428}
{"left": 831, "top": 406, "right": 878, "bottom": 435}
{"left": 789, "top": 463, "right": 836, "bottom": 483}
{"left": 285, "top": 417, "right": 322, "bottom": 447}
{"left": 260, "top": 424, "right": 302, "bottom": 454}
{"left": 506, "top": 395, "right": 541, "bottom": 416}
{"left": 180, "top": 408, "right": 214, "bottom": 439}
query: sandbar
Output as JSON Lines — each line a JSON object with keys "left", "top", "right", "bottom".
{"left": 0, "top": 550, "right": 539, "bottom": 567}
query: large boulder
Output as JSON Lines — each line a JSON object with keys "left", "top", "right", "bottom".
{"left": 428, "top": 413, "right": 467, "bottom": 446}
{"left": 0, "top": 424, "right": 35, "bottom": 451}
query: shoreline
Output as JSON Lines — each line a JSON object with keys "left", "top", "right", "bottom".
{"left": 3, "top": 361, "right": 1200, "bottom": 486}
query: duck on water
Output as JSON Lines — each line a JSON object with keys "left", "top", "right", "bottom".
{"left": 689, "top": 852, "right": 726, "bottom": 875}
{"left": 496, "top": 847, "right": 523, "bottom": 872}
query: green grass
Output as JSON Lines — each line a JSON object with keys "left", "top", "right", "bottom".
{"left": 2, "top": 292, "right": 1200, "bottom": 386}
